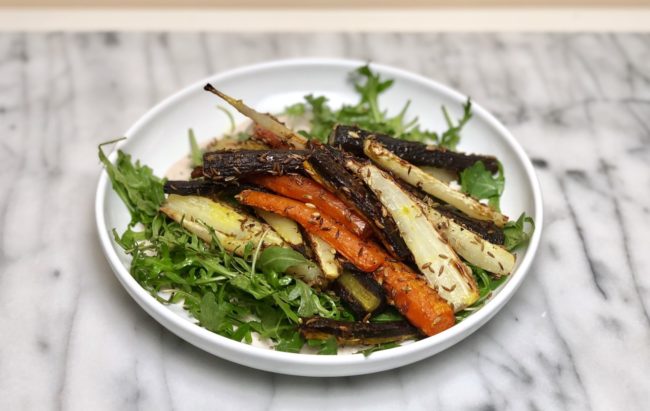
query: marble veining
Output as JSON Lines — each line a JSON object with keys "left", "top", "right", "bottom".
{"left": 0, "top": 33, "right": 649, "bottom": 411}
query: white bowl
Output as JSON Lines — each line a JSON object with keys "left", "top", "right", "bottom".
{"left": 95, "top": 58, "right": 543, "bottom": 377}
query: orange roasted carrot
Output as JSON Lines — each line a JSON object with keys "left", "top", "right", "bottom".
{"left": 374, "top": 261, "right": 455, "bottom": 336}
{"left": 252, "top": 175, "right": 373, "bottom": 239}
{"left": 238, "top": 190, "right": 454, "bottom": 336}
{"left": 237, "top": 190, "right": 385, "bottom": 272}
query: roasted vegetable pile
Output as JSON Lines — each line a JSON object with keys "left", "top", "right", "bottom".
{"left": 100, "top": 66, "right": 534, "bottom": 355}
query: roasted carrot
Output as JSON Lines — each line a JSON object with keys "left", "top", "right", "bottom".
{"left": 204, "top": 84, "right": 308, "bottom": 149}
{"left": 237, "top": 190, "right": 386, "bottom": 272}
{"left": 238, "top": 189, "right": 455, "bottom": 336}
{"left": 252, "top": 123, "right": 290, "bottom": 149}
{"left": 252, "top": 175, "right": 373, "bottom": 239}
{"left": 373, "top": 261, "right": 455, "bottom": 336}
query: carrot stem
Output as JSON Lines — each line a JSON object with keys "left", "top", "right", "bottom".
{"left": 252, "top": 124, "right": 290, "bottom": 149}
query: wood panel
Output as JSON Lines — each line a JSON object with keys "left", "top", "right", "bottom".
{"left": 1, "top": 0, "right": 649, "bottom": 8}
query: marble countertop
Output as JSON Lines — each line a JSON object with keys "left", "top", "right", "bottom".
{"left": 1, "top": 33, "right": 648, "bottom": 410}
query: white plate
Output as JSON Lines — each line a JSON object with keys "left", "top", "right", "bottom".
{"left": 95, "top": 58, "right": 543, "bottom": 377}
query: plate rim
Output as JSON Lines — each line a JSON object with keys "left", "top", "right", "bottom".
{"left": 95, "top": 57, "right": 544, "bottom": 376}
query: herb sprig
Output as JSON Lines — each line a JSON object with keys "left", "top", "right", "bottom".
{"left": 99, "top": 140, "right": 165, "bottom": 227}
{"left": 459, "top": 161, "right": 505, "bottom": 211}
{"left": 503, "top": 213, "right": 535, "bottom": 251}
{"left": 285, "top": 65, "right": 472, "bottom": 148}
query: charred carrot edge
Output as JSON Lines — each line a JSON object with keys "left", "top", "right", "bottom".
{"left": 252, "top": 124, "right": 290, "bottom": 149}
{"left": 237, "top": 190, "right": 386, "bottom": 272}
{"left": 374, "top": 261, "right": 455, "bottom": 337}
{"left": 252, "top": 175, "right": 373, "bottom": 239}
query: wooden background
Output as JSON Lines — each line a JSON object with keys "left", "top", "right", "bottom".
{"left": 2, "top": 0, "right": 649, "bottom": 7}
{"left": 0, "top": 0, "right": 647, "bottom": 31}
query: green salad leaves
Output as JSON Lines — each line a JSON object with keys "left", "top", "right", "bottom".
{"left": 100, "top": 144, "right": 348, "bottom": 352}
{"left": 503, "top": 212, "right": 536, "bottom": 251}
{"left": 455, "top": 264, "right": 509, "bottom": 321}
{"left": 285, "top": 65, "right": 472, "bottom": 148}
{"left": 459, "top": 161, "right": 505, "bottom": 211}
{"left": 99, "top": 139, "right": 165, "bottom": 226}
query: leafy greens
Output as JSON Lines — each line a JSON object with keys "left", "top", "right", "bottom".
{"left": 455, "top": 264, "right": 508, "bottom": 322}
{"left": 459, "top": 161, "right": 505, "bottom": 211}
{"left": 100, "top": 144, "right": 348, "bottom": 352}
{"left": 503, "top": 212, "right": 535, "bottom": 251}
{"left": 99, "top": 139, "right": 165, "bottom": 227}
{"left": 284, "top": 65, "right": 472, "bottom": 149}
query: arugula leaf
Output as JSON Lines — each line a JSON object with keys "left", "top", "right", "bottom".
{"left": 288, "top": 280, "right": 320, "bottom": 317}
{"left": 188, "top": 129, "right": 202, "bottom": 167}
{"left": 229, "top": 274, "right": 274, "bottom": 300}
{"left": 357, "top": 342, "right": 399, "bottom": 357}
{"left": 271, "top": 294, "right": 300, "bottom": 324}
{"left": 400, "top": 126, "right": 440, "bottom": 144}
{"left": 98, "top": 141, "right": 165, "bottom": 226}
{"left": 287, "top": 65, "right": 473, "bottom": 150}
{"left": 370, "top": 308, "right": 405, "bottom": 322}
{"left": 439, "top": 99, "right": 472, "bottom": 150}
{"left": 307, "top": 336, "right": 338, "bottom": 355}
{"left": 503, "top": 212, "right": 535, "bottom": 251}
{"left": 455, "top": 263, "right": 508, "bottom": 322}
{"left": 353, "top": 65, "right": 394, "bottom": 123}
{"left": 459, "top": 161, "right": 505, "bottom": 211}
{"left": 198, "top": 292, "right": 231, "bottom": 333}
{"left": 257, "top": 246, "right": 316, "bottom": 275}
{"left": 231, "top": 323, "right": 253, "bottom": 344}
{"left": 275, "top": 331, "right": 304, "bottom": 353}
{"left": 301, "top": 94, "right": 337, "bottom": 142}
{"left": 283, "top": 102, "right": 306, "bottom": 117}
